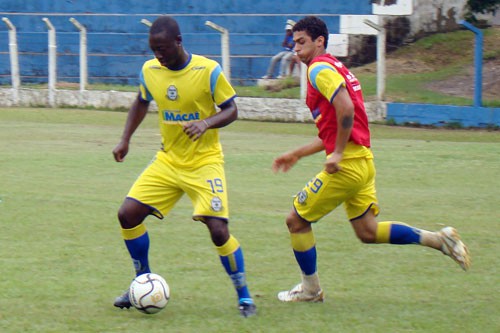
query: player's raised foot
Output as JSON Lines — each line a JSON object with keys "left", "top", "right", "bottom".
{"left": 238, "top": 298, "right": 256, "bottom": 317}
{"left": 113, "top": 290, "right": 132, "bottom": 309}
{"left": 277, "top": 283, "right": 324, "bottom": 303}
{"left": 439, "top": 226, "right": 471, "bottom": 271}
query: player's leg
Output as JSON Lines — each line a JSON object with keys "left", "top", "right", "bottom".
{"left": 277, "top": 209, "right": 324, "bottom": 302}
{"left": 118, "top": 157, "right": 182, "bottom": 276}
{"left": 114, "top": 156, "right": 183, "bottom": 309}
{"left": 347, "top": 157, "right": 470, "bottom": 270}
{"left": 113, "top": 198, "right": 152, "bottom": 309}
{"left": 203, "top": 218, "right": 256, "bottom": 317}
{"left": 278, "top": 169, "right": 348, "bottom": 302}
{"left": 350, "top": 211, "right": 470, "bottom": 270}
{"left": 187, "top": 163, "right": 255, "bottom": 317}
{"left": 117, "top": 199, "right": 153, "bottom": 276}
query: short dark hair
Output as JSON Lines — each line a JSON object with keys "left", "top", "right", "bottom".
{"left": 150, "top": 16, "right": 181, "bottom": 37}
{"left": 293, "top": 16, "right": 329, "bottom": 48}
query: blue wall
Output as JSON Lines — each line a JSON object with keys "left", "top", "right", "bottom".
{"left": 0, "top": 0, "right": 372, "bottom": 86}
{"left": 387, "top": 103, "right": 500, "bottom": 128}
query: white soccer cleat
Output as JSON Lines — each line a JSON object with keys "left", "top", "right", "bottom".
{"left": 439, "top": 227, "right": 471, "bottom": 271}
{"left": 277, "top": 283, "right": 324, "bottom": 303}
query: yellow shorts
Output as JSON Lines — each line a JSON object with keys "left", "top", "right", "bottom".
{"left": 294, "top": 156, "right": 379, "bottom": 222}
{"left": 127, "top": 153, "right": 229, "bottom": 221}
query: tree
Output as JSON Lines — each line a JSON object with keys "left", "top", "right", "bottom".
{"left": 468, "top": 0, "right": 499, "bottom": 14}
{"left": 465, "top": 0, "right": 500, "bottom": 23}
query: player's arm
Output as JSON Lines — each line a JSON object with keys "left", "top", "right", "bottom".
{"left": 309, "top": 62, "right": 354, "bottom": 173}
{"left": 325, "top": 87, "right": 354, "bottom": 173}
{"left": 272, "top": 137, "right": 325, "bottom": 173}
{"left": 183, "top": 99, "right": 237, "bottom": 141}
{"left": 206, "top": 98, "right": 238, "bottom": 128}
{"left": 112, "top": 94, "right": 150, "bottom": 162}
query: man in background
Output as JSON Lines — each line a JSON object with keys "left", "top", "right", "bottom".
{"left": 262, "top": 19, "right": 296, "bottom": 79}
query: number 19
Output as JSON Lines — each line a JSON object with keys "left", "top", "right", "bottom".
{"left": 207, "top": 178, "right": 224, "bottom": 193}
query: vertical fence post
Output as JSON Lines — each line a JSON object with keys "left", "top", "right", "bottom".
{"left": 459, "top": 20, "right": 483, "bottom": 107}
{"left": 205, "top": 21, "right": 231, "bottom": 83}
{"left": 69, "top": 17, "right": 87, "bottom": 97}
{"left": 364, "top": 19, "right": 386, "bottom": 106}
{"left": 42, "top": 17, "right": 56, "bottom": 107}
{"left": 2, "top": 17, "right": 20, "bottom": 105}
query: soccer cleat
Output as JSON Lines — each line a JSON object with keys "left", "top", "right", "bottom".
{"left": 113, "top": 290, "right": 132, "bottom": 309}
{"left": 238, "top": 298, "right": 257, "bottom": 317}
{"left": 439, "top": 227, "right": 471, "bottom": 271}
{"left": 277, "top": 283, "right": 324, "bottom": 303}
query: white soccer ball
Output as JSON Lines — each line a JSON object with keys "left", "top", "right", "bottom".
{"left": 129, "top": 273, "right": 170, "bottom": 314}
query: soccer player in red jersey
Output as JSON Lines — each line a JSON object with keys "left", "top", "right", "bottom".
{"left": 272, "top": 16, "right": 471, "bottom": 302}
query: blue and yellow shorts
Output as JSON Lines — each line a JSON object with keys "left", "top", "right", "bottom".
{"left": 127, "top": 153, "right": 229, "bottom": 221}
{"left": 294, "top": 155, "right": 380, "bottom": 222}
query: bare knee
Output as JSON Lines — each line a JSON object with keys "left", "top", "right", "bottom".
{"left": 351, "top": 213, "right": 377, "bottom": 243}
{"left": 117, "top": 198, "right": 150, "bottom": 229}
{"left": 285, "top": 211, "right": 310, "bottom": 233}
{"left": 355, "top": 229, "right": 377, "bottom": 243}
{"left": 204, "top": 218, "right": 230, "bottom": 247}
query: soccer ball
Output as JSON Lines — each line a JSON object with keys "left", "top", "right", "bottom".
{"left": 129, "top": 273, "right": 170, "bottom": 314}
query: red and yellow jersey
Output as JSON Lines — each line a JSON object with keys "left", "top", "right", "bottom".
{"left": 306, "top": 54, "right": 371, "bottom": 158}
{"left": 139, "top": 54, "right": 236, "bottom": 168}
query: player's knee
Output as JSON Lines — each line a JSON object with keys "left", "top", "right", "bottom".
{"left": 117, "top": 200, "right": 147, "bottom": 229}
{"left": 205, "top": 218, "right": 230, "bottom": 246}
{"left": 117, "top": 208, "right": 136, "bottom": 229}
{"left": 356, "top": 229, "right": 376, "bottom": 244}
{"left": 351, "top": 212, "right": 378, "bottom": 243}
{"left": 285, "top": 212, "right": 308, "bottom": 233}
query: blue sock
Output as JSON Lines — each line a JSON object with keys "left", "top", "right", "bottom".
{"left": 122, "top": 224, "right": 151, "bottom": 276}
{"left": 376, "top": 221, "right": 421, "bottom": 244}
{"left": 217, "top": 235, "right": 252, "bottom": 302}
{"left": 291, "top": 231, "right": 317, "bottom": 275}
{"left": 293, "top": 246, "right": 317, "bottom": 275}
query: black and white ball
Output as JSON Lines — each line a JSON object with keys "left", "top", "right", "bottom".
{"left": 129, "top": 273, "right": 170, "bottom": 314}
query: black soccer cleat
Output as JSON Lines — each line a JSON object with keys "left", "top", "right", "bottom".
{"left": 113, "top": 290, "right": 132, "bottom": 309}
{"left": 238, "top": 299, "right": 256, "bottom": 318}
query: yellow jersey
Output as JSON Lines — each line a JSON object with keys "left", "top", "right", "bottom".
{"left": 139, "top": 54, "right": 236, "bottom": 168}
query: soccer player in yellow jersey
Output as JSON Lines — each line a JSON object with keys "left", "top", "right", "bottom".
{"left": 112, "top": 16, "right": 256, "bottom": 317}
{"left": 272, "top": 16, "right": 471, "bottom": 302}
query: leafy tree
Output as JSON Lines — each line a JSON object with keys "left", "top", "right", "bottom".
{"left": 467, "top": 0, "right": 499, "bottom": 14}
{"left": 465, "top": 0, "right": 500, "bottom": 23}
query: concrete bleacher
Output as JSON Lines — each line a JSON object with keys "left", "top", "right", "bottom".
{"left": 0, "top": 0, "right": 371, "bottom": 86}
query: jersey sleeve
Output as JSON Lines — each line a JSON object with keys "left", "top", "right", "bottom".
{"left": 308, "top": 61, "right": 345, "bottom": 103}
{"left": 210, "top": 64, "right": 236, "bottom": 107}
{"left": 138, "top": 67, "right": 153, "bottom": 102}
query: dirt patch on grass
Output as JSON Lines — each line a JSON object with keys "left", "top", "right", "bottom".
{"left": 425, "top": 59, "right": 500, "bottom": 100}
{"left": 356, "top": 26, "right": 500, "bottom": 101}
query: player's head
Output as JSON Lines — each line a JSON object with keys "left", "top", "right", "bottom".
{"left": 149, "top": 16, "right": 186, "bottom": 69}
{"left": 292, "top": 16, "right": 329, "bottom": 65}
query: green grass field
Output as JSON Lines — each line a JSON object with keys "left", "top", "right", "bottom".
{"left": 1, "top": 108, "right": 499, "bottom": 333}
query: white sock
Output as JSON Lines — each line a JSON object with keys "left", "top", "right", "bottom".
{"left": 302, "top": 272, "right": 321, "bottom": 292}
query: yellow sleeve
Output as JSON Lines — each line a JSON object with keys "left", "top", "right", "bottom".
{"left": 210, "top": 64, "right": 236, "bottom": 107}
{"left": 308, "top": 61, "right": 345, "bottom": 102}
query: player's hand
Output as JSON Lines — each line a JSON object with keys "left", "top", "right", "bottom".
{"left": 183, "top": 120, "right": 209, "bottom": 141}
{"left": 113, "top": 141, "right": 129, "bottom": 162}
{"left": 272, "top": 153, "right": 299, "bottom": 173}
{"left": 324, "top": 152, "right": 342, "bottom": 174}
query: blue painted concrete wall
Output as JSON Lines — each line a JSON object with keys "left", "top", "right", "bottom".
{"left": 387, "top": 103, "right": 500, "bottom": 128}
{"left": 0, "top": 0, "right": 372, "bottom": 86}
